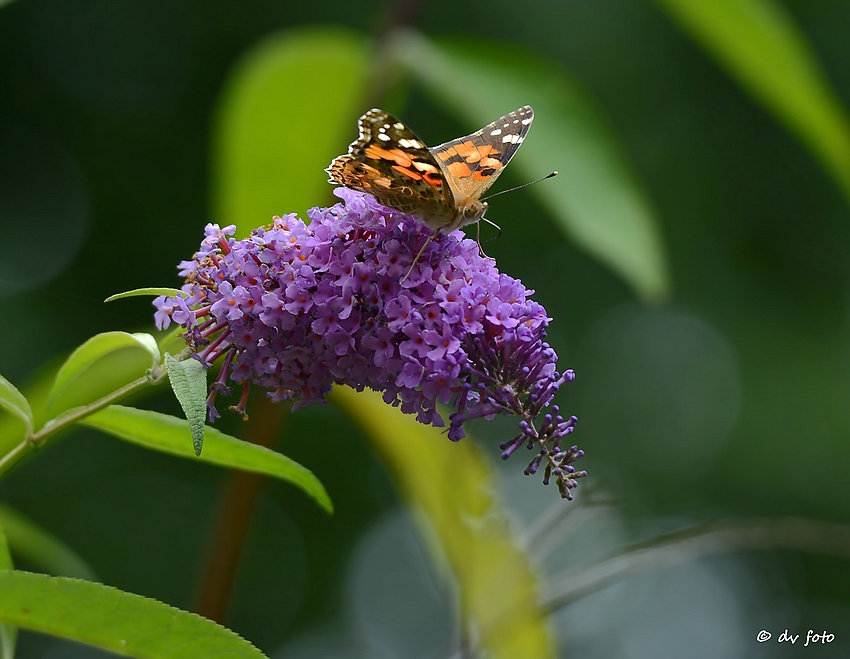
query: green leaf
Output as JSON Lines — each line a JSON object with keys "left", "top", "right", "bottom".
{"left": 158, "top": 325, "right": 189, "bottom": 355}
{"left": 329, "top": 386, "right": 554, "bottom": 659}
{"left": 390, "top": 31, "right": 670, "bottom": 302}
{"left": 213, "top": 27, "right": 371, "bottom": 234}
{"left": 104, "top": 287, "right": 183, "bottom": 303}
{"left": 0, "top": 369, "right": 55, "bottom": 460}
{"left": 0, "top": 375, "right": 32, "bottom": 439}
{"left": 164, "top": 354, "right": 207, "bottom": 455}
{"left": 81, "top": 405, "right": 332, "bottom": 513}
{"left": 0, "top": 525, "right": 16, "bottom": 659}
{"left": 48, "top": 332, "right": 160, "bottom": 413}
{"left": 655, "top": 0, "right": 850, "bottom": 203}
{"left": 0, "top": 504, "right": 96, "bottom": 581}
{"left": 0, "top": 571, "right": 268, "bottom": 658}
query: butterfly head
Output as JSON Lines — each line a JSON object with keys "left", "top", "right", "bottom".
{"left": 453, "top": 197, "right": 489, "bottom": 230}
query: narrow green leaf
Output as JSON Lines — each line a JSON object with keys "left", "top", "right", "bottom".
{"left": 0, "top": 370, "right": 54, "bottom": 459}
{"left": 390, "top": 31, "right": 670, "bottom": 302}
{"left": 132, "top": 334, "right": 159, "bottom": 361}
{"left": 0, "top": 504, "right": 97, "bottom": 581}
{"left": 330, "top": 386, "right": 554, "bottom": 659}
{"left": 655, "top": 0, "right": 850, "bottom": 202}
{"left": 104, "top": 287, "right": 183, "bottom": 303}
{"left": 0, "top": 375, "right": 33, "bottom": 438}
{"left": 0, "top": 571, "right": 268, "bottom": 659}
{"left": 213, "top": 26, "right": 370, "bottom": 234}
{"left": 0, "top": 525, "right": 16, "bottom": 659}
{"left": 81, "top": 406, "right": 332, "bottom": 513}
{"left": 48, "top": 332, "right": 160, "bottom": 411}
{"left": 164, "top": 354, "right": 207, "bottom": 455}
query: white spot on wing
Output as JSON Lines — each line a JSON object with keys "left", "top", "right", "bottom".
{"left": 490, "top": 129, "right": 502, "bottom": 136}
{"left": 393, "top": 122, "right": 405, "bottom": 130}
{"left": 521, "top": 118, "right": 532, "bottom": 125}
{"left": 377, "top": 133, "right": 391, "bottom": 141}
{"left": 501, "top": 134, "right": 521, "bottom": 144}
{"left": 398, "top": 138, "right": 423, "bottom": 149}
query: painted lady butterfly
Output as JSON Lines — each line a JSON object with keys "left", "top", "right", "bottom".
{"left": 326, "top": 106, "right": 534, "bottom": 233}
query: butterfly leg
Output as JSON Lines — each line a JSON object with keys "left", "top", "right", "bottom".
{"left": 400, "top": 233, "right": 436, "bottom": 284}
{"left": 475, "top": 218, "right": 501, "bottom": 260}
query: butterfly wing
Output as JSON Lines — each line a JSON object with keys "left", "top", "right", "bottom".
{"left": 430, "top": 106, "right": 534, "bottom": 202}
{"left": 326, "top": 109, "right": 456, "bottom": 226}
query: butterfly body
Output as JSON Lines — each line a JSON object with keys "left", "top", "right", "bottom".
{"left": 327, "top": 106, "right": 534, "bottom": 233}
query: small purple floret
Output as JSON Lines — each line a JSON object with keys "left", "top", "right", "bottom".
{"left": 154, "top": 189, "right": 585, "bottom": 498}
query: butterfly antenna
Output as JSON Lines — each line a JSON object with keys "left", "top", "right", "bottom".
{"left": 400, "top": 233, "right": 435, "bottom": 284}
{"left": 481, "top": 217, "right": 502, "bottom": 241}
{"left": 481, "top": 170, "right": 558, "bottom": 201}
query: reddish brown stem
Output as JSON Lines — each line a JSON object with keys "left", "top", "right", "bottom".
{"left": 194, "top": 395, "right": 289, "bottom": 622}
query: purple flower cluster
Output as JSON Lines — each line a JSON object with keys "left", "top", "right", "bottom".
{"left": 154, "top": 189, "right": 585, "bottom": 498}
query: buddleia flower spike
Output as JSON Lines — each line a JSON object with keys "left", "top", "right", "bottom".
{"left": 155, "top": 188, "right": 585, "bottom": 498}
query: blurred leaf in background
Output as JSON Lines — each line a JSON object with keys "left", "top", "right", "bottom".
{"left": 655, "top": 0, "right": 850, "bottom": 203}
{"left": 391, "top": 31, "right": 671, "bottom": 302}
{"left": 213, "top": 27, "right": 371, "bottom": 231}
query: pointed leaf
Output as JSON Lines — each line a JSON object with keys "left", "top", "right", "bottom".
{"left": 0, "top": 504, "right": 96, "bottom": 581}
{"left": 655, "top": 0, "right": 850, "bottom": 202}
{"left": 48, "top": 332, "right": 160, "bottom": 411}
{"left": 165, "top": 353, "right": 207, "bottom": 455}
{"left": 390, "top": 31, "right": 670, "bottom": 302}
{"left": 0, "top": 375, "right": 32, "bottom": 439}
{"left": 0, "top": 371, "right": 53, "bottom": 459}
{"left": 104, "top": 287, "right": 183, "bottom": 303}
{"left": 0, "top": 571, "right": 268, "bottom": 658}
{"left": 81, "top": 405, "right": 332, "bottom": 513}
{"left": 213, "top": 27, "right": 370, "bottom": 233}
{"left": 330, "top": 386, "right": 554, "bottom": 659}
{"left": 0, "top": 525, "right": 15, "bottom": 659}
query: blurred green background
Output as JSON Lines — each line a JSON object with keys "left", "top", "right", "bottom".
{"left": 1, "top": 0, "right": 850, "bottom": 657}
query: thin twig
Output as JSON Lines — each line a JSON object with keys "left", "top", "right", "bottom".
{"left": 517, "top": 482, "right": 614, "bottom": 556}
{"left": 542, "top": 517, "right": 850, "bottom": 613}
{"left": 0, "top": 366, "right": 166, "bottom": 478}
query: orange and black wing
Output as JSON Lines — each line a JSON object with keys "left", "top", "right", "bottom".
{"left": 326, "top": 109, "right": 455, "bottom": 225}
{"left": 430, "top": 106, "right": 533, "bottom": 202}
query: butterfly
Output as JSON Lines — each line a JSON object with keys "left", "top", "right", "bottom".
{"left": 326, "top": 106, "right": 534, "bottom": 234}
